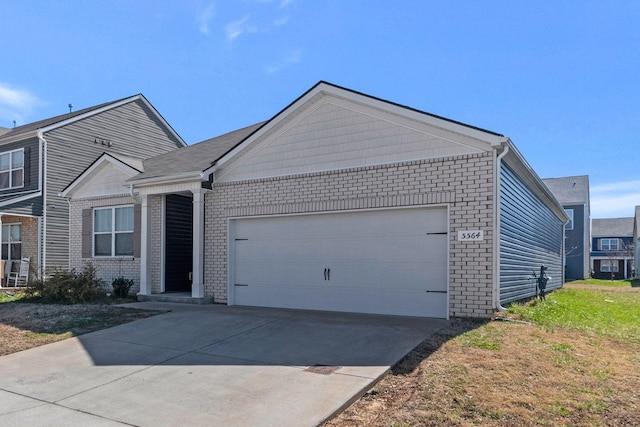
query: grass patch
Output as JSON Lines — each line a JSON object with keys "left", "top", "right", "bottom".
{"left": 0, "top": 291, "right": 25, "bottom": 303}
{"left": 506, "top": 286, "right": 640, "bottom": 343}
{"left": 461, "top": 326, "right": 502, "bottom": 350}
{"left": 327, "top": 285, "right": 640, "bottom": 427}
{"left": 567, "top": 278, "right": 637, "bottom": 287}
{"left": 0, "top": 295, "right": 165, "bottom": 356}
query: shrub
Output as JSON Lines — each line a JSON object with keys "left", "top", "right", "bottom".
{"left": 111, "top": 277, "right": 134, "bottom": 298}
{"left": 25, "top": 263, "right": 104, "bottom": 304}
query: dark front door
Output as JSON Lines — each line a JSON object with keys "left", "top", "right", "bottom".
{"left": 165, "top": 194, "right": 193, "bottom": 292}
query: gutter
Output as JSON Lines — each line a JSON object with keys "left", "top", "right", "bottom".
{"left": 37, "top": 130, "right": 47, "bottom": 278}
{"left": 493, "top": 140, "right": 510, "bottom": 312}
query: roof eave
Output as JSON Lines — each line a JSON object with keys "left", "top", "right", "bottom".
{"left": 60, "top": 152, "right": 143, "bottom": 198}
{"left": 126, "top": 171, "right": 205, "bottom": 188}
{"left": 502, "top": 139, "right": 570, "bottom": 223}
{"left": 3, "top": 94, "right": 187, "bottom": 148}
{"left": 0, "top": 130, "right": 38, "bottom": 145}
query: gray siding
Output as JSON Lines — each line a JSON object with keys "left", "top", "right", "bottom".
{"left": 0, "top": 136, "right": 42, "bottom": 216}
{"left": 500, "top": 163, "right": 564, "bottom": 304}
{"left": 43, "top": 99, "right": 184, "bottom": 270}
{"left": 564, "top": 204, "right": 586, "bottom": 280}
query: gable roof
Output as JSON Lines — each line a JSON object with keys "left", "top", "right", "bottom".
{"left": 0, "top": 94, "right": 186, "bottom": 147}
{"left": 126, "top": 122, "right": 265, "bottom": 186}
{"left": 592, "top": 217, "right": 634, "bottom": 238}
{"left": 60, "top": 152, "right": 144, "bottom": 198}
{"left": 542, "top": 175, "right": 590, "bottom": 205}
{"left": 128, "top": 81, "right": 508, "bottom": 187}
{"left": 208, "top": 81, "right": 507, "bottom": 175}
{"left": 124, "top": 81, "right": 565, "bottom": 222}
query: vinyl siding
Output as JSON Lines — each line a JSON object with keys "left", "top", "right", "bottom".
{"left": 563, "top": 204, "right": 586, "bottom": 280}
{"left": 43, "top": 99, "right": 184, "bottom": 270}
{"left": 216, "top": 95, "right": 488, "bottom": 183}
{"left": 0, "top": 137, "right": 42, "bottom": 216}
{"left": 500, "top": 163, "right": 564, "bottom": 304}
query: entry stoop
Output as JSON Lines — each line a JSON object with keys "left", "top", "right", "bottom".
{"left": 137, "top": 292, "right": 214, "bottom": 305}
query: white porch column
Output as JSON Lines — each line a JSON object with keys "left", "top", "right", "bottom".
{"left": 139, "top": 194, "right": 152, "bottom": 295}
{"left": 191, "top": 189, "right": 206, "bottom": 298}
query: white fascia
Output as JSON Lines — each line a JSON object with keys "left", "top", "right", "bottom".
{"left": 127, "top": 171, "right": 205, "bottom": 189}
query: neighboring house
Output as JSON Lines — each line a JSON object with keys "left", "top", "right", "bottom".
{"left": 542, "top": 175, "right": 590, "bottom": 281}
{"left": 64, "top": 81, "right": 567, "bottom": 318}
{"left": 590, "top": 217, "right": 634, "bottom": 279}
{"left": 633, "top": 206, "right": 640, "bottom": 278}
{"left": 0, "top": 95, "right": 186, "bottom": 282}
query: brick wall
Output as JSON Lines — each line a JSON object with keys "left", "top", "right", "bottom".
{"left": 149, "top": 195, "right": 163, "bottom": 293}
{"left": 69, "top": 195, "right": 141, "bottom": 293}
{"left": 205, "top": 152, "right": 495, "bottom": 318}
{"left": 1, "top": 215, "right": 38, "bottom": 282}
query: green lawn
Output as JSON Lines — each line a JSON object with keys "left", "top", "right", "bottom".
{"left": 567, "top": 278, "right": 639, "bottom": 287}
{"left": 0, "top": 291, "right": 23, "bottom": 303}
{"left": 507, "top": 285, "right": 640, "bottom": 344}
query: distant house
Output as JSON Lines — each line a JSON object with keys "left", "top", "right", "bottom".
{"left": 542, "top": 175, "right": 590, "bottom": 281}
{"left": 0, "top": 95, "right": 185, "bottom": 283}
{"left": 633, "top": 206, "right": 640, "bottom": 278}
{"left": 65, "top": 81, "right": 567, "bottom": 319}
{"left": 590, "top": 217, "right": 634, "bottom": 279}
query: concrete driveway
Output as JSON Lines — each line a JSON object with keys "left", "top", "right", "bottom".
{"left": 0, "top": 302, "right": 447, "bottom": 427}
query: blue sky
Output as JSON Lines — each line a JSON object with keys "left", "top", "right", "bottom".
{"left": 1, "top": 1, "right": 638, "bottom": 218}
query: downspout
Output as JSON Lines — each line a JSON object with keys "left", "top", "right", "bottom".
{"left": 37, "top": 130, "right": 47, "bottom": 278}
{"left": 493, "top": 142, "right": 510, "bottom": 312}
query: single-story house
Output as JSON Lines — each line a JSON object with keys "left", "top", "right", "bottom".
{"left": 63, "top": 82, "right": 568, "bottom": 318}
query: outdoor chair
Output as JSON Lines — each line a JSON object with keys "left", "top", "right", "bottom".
{"left": 8, "top": 257, "right": 30, "bottom": 287}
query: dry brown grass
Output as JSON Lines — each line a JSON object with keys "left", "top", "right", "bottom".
{"left": 0, "top": 301, "right": 163, "bottom": 356}
{"left": 325, "top": 288, "right": 640, "bottom": 427}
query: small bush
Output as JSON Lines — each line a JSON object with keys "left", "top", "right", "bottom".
{"left": 25, "top": 263, "right": 104, "bottom": 304}
{"left": 111, "top": 277, "right": 134, "bottom": 298}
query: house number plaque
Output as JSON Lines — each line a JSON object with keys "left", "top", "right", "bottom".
{"left": 457, "top": 230, "right": 484, "bottom": 241}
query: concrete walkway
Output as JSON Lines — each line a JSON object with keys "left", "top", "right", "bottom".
{"left": 0, "top": 303, "right": 447, "bottom": 426}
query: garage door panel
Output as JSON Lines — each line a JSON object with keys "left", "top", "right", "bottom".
{"left": 234, "top": 283, "right": 447, "bottom": 317}
{"left": 230, "top": 207, "right": 448, "bottom": 318}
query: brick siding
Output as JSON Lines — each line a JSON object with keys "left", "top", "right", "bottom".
{"left": 69, "top": 195, "right": 141, "bottom": 294}
{"left": 1, "top": 215, "right": 38, "bottom": 282}
{"left": 205, "top": 152, "right": 495, "bottom": 318}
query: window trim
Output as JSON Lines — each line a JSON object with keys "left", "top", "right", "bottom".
{"left": 600, "top": 260, "right": 619, "bottom": 273}
{"left": 600, "top": 238, "right": 619, "bottom": 251}
{"left": 92, "top": 205, "right": 135, "bottom": 258}
{"left": 1, "top": 222, "right": 22, "bottom": 261}
{"left": 0, "top": 148, "right": 25, "bottom": 190}
{"left": 565, "top": 209, "right": 574, "bottom": 230}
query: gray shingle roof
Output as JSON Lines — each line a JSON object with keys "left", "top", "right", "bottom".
{"left": 542, "top": 175, "right": 589, "bottom": 205}
{"left": 128, "top": 121, "right": 265, "bottom": 183}
{"left": 0, "top": 97, "right": 134, "bottom": 142}
{"left": 592, "top": 217, "right": 634, "bottom": 237}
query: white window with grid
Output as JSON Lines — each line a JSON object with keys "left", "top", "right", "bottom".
{"left": 93, "top": 206, "right": 134, "bottom": 257}
{"left": 600, "top": 260, "right": 619, "bottom": 273}
{"left": 0, "top": 149, "right": 24, "bottom": 190}
{"left": 1, "top": 223, "right": 21, "bottom": 260}
{"left": 600, "top": 238, "right": 619, "bottom": 251}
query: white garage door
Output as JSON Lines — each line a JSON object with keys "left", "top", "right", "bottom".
{"left": 230, "top": 207, "right": 448, "bottom": 318}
